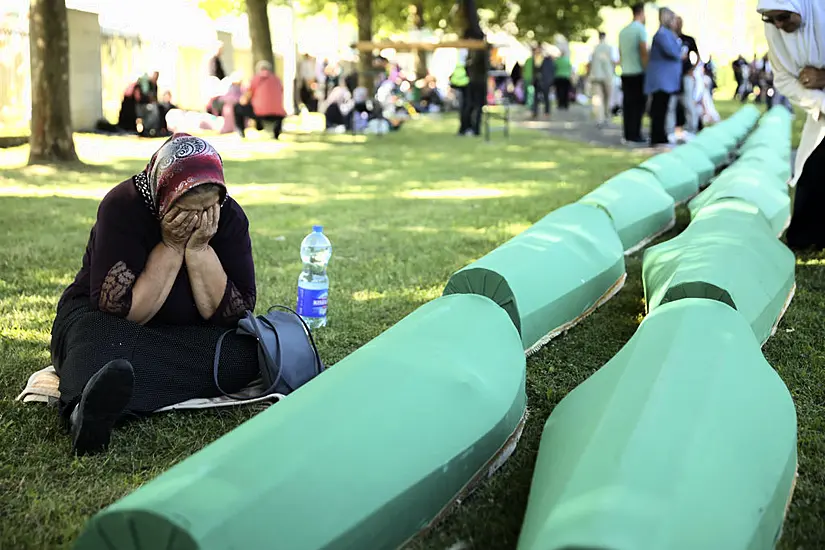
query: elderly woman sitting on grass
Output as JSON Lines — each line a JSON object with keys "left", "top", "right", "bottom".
{"left": 51, "top": 133, "right": 260, "bottom": 456}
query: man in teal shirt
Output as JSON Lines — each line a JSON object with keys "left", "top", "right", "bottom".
{"left": 618, "top": 3, "right": 649, "bottom": 143}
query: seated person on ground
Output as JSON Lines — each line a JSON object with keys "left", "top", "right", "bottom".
{"left": 52, "top": 133, "right": 259, "bottom": 456}
{"left": 234, "top": 61, "right": 287, "bottom": 139}
{"left": 116, "top": 84, "right": 143, "bottom": 133}
{"left": 320, "top": 85, "right": 355, "bottom": 130}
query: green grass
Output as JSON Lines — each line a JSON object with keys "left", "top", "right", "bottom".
{"left": 1, "top": 118, "right": 823, "bottom": 549}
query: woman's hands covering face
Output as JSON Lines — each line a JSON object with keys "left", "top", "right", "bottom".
{"left": 187, "top": 204, "right": 221, "bottom": 251}
{"left": 161, "top": 207, "right": 199, "bottom": 253}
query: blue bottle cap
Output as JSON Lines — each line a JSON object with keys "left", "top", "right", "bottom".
{"left": 313, "top": 225, "right": 323, "bottom": 233}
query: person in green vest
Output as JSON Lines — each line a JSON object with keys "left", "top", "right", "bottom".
{"left": 554, "top": 47, "right": 573, "bottom": 110}
{"left": 450, "top": 49, "right": 470, "bottom": 116}
{"left": 523, "top": 50, "right": 536, "bottom": 110}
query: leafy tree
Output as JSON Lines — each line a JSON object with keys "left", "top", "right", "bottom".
{"left": 199, "top": 0, "right": 245, "bottom": 18}
{"left": 506, "top": 0, "right": 630, "bottom": 43}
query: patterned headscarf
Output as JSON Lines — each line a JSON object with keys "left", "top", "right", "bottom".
{"left": 133, "top": 133, "right": 227, "bottom": 218}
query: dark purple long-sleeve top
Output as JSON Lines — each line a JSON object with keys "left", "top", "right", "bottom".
{"left": 60, "top": 179, "right": 256, "bottom": 327}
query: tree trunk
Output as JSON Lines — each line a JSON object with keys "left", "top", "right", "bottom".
{"left": 245, "top": 0, "right": 275, "bottom": 74}
{"left": 356, "top": 0, "right": 373, "bottom": 92}
{"left": 28, "top": 0, "right": 78, "bottom": 164}
{"left": 413, "top": 1, "right": 427, "bottom": 79}
{"left": 460, "top": 0, "right": 483, "bottom": 38}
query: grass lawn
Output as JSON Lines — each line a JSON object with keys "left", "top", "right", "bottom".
{"left": 1, "top": 117, "right": 824, "bottom": 549}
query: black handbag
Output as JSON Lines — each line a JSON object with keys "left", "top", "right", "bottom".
{"left": 213, "top": 306, "right": 325, "bottom": 398}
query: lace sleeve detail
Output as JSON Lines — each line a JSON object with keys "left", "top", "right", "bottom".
{"left": 215, "top": 281, "right": 256, "bottom": 325}
{"left": 98, "top": 261, "right": 136, "bottom": 316}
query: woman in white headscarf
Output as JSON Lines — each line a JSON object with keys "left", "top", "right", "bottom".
{"left": 758, "top": 0, "right": 825, "bottom": 250}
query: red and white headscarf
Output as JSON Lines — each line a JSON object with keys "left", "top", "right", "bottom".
{"left": 133, "top": 133, "right": 227, "bottom": 218}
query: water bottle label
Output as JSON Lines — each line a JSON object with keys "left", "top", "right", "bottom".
{"left": 297, "top": 287, "right": 328, "bottom": 318}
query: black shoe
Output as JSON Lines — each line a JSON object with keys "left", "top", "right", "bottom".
{"left": 71, "top": 359, "right": 134, "bottom": 456}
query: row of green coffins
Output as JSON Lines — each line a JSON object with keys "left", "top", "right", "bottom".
{"left": 518, "top": 106, "right": 797, "bottom": 550}
{"left": 74, "top": 107, "right": 777, "bottom": 549}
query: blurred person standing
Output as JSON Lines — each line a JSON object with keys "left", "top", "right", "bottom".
{"left": 589, "top": 31, "right": 617, "bottom": 128}
{"left": 675, "top": 16, "right": 700, "bottom": 136}
{"left": 533, "top": 47, "right": 556, "bottom": 118}
{"left": 554, "top": 44, "right": 573, "bottom": 110}
{"left": 618, "top": 3, "right": 649, "bottom": 143}
{"left": 209, "top": 42, "right": 226, "bottom": 81}
{"left": 458, "top": 30, "right": 489, "bottom": 137}
{"left": 645, "top": 8, "right": 684, "bottom": 147}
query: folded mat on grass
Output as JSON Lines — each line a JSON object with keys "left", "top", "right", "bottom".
{"left": 637, "top": 153, "right": 700, "bottom": 204}
{"left": 443, "top": 203, "right": 626, "bottom": 355}
{"left": 16, "top": 366, "right": 282, "bottom": 411}
{"left": 688, "top": 170, "right": 791, "bottom": 236}
{"left": 76, "top": 294, "right": 528, "bottom": 550}
{"left": 578, "top": 169, "right": 676, "bottom": 254}
{"left": 644, "top": 199, "right": 795, "bottom": 345}
{"left": 517, "top": 298, "right": 798, "bottom": 550}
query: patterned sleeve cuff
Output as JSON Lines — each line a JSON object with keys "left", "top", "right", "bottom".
{"left": 210, "top": 279, "right": 256, "bottom": 326}
{"left": 98, "top": 261, "right": 136, "bottom": 317}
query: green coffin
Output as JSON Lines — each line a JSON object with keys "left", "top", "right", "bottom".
{"left": 710, "top": 161, "right": 788, "bottom": 193}
{"left": 693, "top": 129, "right": 735, "bottom": 163}
{"left": 75, "top": 294, "right": 528, "bottom": 550}
{"left": 688, "top": 171, "right": 791, "bottom": 236}
{"left": 761, "top": 105, "right": 794, "bottom": 126}
{"left": 638, "top": 153, "right": 700, "bottom": 204}
{"left": 730, "top": 103, "right": 761, "bottom": 127}
{"left": 707, "top": 126, "right": 739, "bottom": 150}
{"left": 579, "top": 169, "right": 676, "bottom": 253}
{"left": 517, "top": 298, "right": 798, "bottom": 550}
{"left": 715, "top": 117, "right": 750, "bottom": 142}
{"left": 444, "top": 203, "right": 626, "bottom": 354}
{"left": 740, "top": 131, "right": 792, "bottom": 161}
{"left": 736, "top": 147, "right": 792, "bottom": 183}
{"left": 669, "top": 144, "right": 716, "bottom": 187}
{"left": 643, "top": 199, "right": 795, "bottom": 344}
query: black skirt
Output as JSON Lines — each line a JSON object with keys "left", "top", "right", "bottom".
{"left": 786, "top": 138, "right": 825, "bottom": 250}
{"left": 51, "top": 297, "right": 260, "bottom": 419}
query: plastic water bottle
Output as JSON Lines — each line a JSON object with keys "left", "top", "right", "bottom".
{"left": 297, "top": 225, "right": 332, "bottom": 329}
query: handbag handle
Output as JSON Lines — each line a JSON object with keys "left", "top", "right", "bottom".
{"left": 266, "top": 305, "right": 325, "bottom": 375}
{"left": 213, "top": 305, "right": 324, "bottom": 399}
{"left": 213, "top": 313, "right": 284, "bottom": 399}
